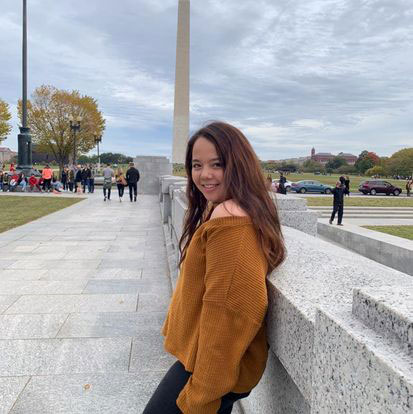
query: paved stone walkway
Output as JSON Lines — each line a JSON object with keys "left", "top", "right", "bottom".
{"left": 0, "top": 192, "right": 175, "bottom": 413}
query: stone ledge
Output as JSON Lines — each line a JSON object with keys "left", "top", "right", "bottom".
{"left": 353, "top": 287, "right": 413, "bottom": 353}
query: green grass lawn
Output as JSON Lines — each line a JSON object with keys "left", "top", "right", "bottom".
{"left": 363, "top": 225, "right": 413, "bottom": 241}
{"left": 0, "top": 196, "right": 84, "bottom": 233}
{"left": 305, "top": 196, "right": 413, "bottom": 207}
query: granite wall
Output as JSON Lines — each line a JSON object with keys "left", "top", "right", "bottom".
{"left": 134, "top": 156, "right": 172, "bottom": 195}
{"left": 159, "top": 176, "right": 413, "bottom": 413}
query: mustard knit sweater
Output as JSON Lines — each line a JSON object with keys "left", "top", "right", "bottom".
{"left": 162, "top": 216, "right": 269, "bottom": 414}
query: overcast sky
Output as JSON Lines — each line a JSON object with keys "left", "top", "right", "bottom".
{"left": 1, "top": 0, "right": 413, "bottom": 161}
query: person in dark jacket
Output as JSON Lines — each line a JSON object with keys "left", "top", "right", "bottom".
{"left": 81, "top": 166, "right": 89, "bottom": 193}
{"left": 126, "top": 162, "right": 140, "bottom": 202}
{"left": 344, "top": 175, "right": 350, "bottom": 196}
{"left": 61, "top": 167, "right": 68, "bottom": 191}
{"left": 75, "top": 165, "right": 82, "bottom": 193}
{"left": 329, "top": 181, "right": 345, "bottom": 226}
{"left": 278, "top": 172, "right": 287, "bottom": 195}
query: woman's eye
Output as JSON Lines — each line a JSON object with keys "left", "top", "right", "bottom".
{"left": 192, "top": 164, "right": 201, "bottom": 169}
{"left": 213, "top": 163, "right": 222, "bottom": 168}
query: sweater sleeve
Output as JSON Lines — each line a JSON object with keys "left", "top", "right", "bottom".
{"left": 176, "top": 223, "right": 268, "bottom": 414}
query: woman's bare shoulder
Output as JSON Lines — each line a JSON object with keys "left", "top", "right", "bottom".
{"left": 210, "top": 199, "right": 249, "bottom": 219}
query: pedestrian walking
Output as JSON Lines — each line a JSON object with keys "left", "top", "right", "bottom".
{"left": 115, "top": 167, "right": 127, "bottom": 202}
{"left": 103, "top": 163, "right": 114, "bottom": 201}
{"left": 89, "top": 165, "right": 95, "bottom": 193}
{"left": 143, "top": 121, "right": 286, "bottom": 414}
{"left": 278, "top": 172, "right": 287, "bottom": 194}
{"left": 329, "top": 181, "right": 345, "bottom": 226}
{"left": 126, "top": 162, "right": 140, "bottom": 202}
{"left": 344, "top": 175, "right": 350, "bottom": 196}
{"left": 42, "top": 164, "right": 53, "bottom": 192}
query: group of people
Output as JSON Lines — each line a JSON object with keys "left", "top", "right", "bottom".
{"left": 101, "top": 162, "right": 140, "bottom": 202}
{"left": 60, "top": 164, "right": 97, "bottom": 193}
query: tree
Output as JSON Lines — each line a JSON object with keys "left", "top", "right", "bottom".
{"left": 325, "top": 156, "right": 347, "bottom": 172}
{"left": 18, "top": 85, "right": 105, "bottom": 170}
{"left": 99, "top": 152, "right": 133, "bottom": 165}
{"left": 387, "top": 148, "right": 413, "bottom": 177}
{"left": 302, "top": 159, "right": 324, "bottom": 173}
{"left": 365, "top": 166, "right": 384, "bottom": 177}
{"left": 336, "top": 164, "right": 356, "bottom": 174}
{"left": 355, "top": 150, "right": 380, "bottom": 174}
{"left": 0, "top": 99, "right": 12, "bottom": 144}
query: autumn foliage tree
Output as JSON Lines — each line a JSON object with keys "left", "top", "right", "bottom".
{"left": 0, "top": 99, "right": 12, "bottom": 144}
{"left": 18, "top": 85, "right": 105, "bottom": 170}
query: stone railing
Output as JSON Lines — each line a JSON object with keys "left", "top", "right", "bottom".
{"left": 159, "top": 175, "right": 413, "bottom": 414}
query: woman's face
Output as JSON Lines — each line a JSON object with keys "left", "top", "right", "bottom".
{"left": 191, "top": 137, "right": 225, "bottom": 204}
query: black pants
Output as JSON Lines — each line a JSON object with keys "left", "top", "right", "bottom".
{"left": 43, "top": 179, "right": 51, "bottom": 191}
{"left": 68, "top": 182, "right": 73, "bottom": 192}
{"left": 117, "top": 183, "right": 124, "bottom": 198}
{"left": 62, "top": 180, "right": 68, "bottom": 190}
{"left": 128, "top": 182, "right": 137, "bottom": 201}
{"left": 103, "top": 187, "right": 111, "bottom": 199}
{"left": 143, "top": 361, "right": 250, "bottom": 414}
{"left": 330, "top": 204, "right": 343, "bottom": 224}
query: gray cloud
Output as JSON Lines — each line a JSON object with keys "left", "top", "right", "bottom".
{"left": 1, "top": 0, "right": 413, "bottom": 160}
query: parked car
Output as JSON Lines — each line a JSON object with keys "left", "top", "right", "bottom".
{"left": 272, "top": 179, "right": 293, "bottom": 192}
{"left": 358, "top": 180, "right": 402, "bottom": 196}
{"left": 291, "top": 180, "right": 333, "bottom": 194}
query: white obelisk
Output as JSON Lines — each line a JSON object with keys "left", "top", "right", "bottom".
{"left": 172, "top": 0, "right": 190, "bottom": 164}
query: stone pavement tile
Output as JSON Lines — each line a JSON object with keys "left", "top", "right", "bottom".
{"left": 0, "top": 314, "right": 68, "bottom": 339}
{"left": 0, "top": 296, "right": 20, "bottom": 314}
{"left": 9, "top": 372, "right": 165, "bottom": 414}
{"left": 0, "top": 269, "right": 49, "bottom": 281}
{"left": 0, "top": 337, "right": 131, "bottom": 376}
{"left": 5, "top": 294, "right": 138, "bottom": 314}
{"left": 40, "top": 269, "right": 95, "bottom": 281}
{"left": 83, "top": 279, "right": 170, "bottom": 295}
{"left": 98, "top": 259, "right": 151, "bottom": 269}
{"left": 0, "top": 280, "right": 87, "bottom": 295}
{"left": 11, "top": 244, "right": 41, "bottom": 253}
{"left": 63, "top": 251, "right": 105, "bottom": 260}
{"left": 41, "top": 260, "right": 101, "bottom": 270}
{"left": 57, "top": 312, "right": 165, "bottom": 338}
{"left": 141, "top": 267, "right": 169, "bottom": 280}
{"left": 89, "top": 268, "right": 142, "bottom": 279}
{"left": 99, "top": 250, "right": 144, "bottom": 260}
{"left": 0, "top": 376, "right": 30, "bottom": 414}
{"left": 138, "top": 293, "right": 171, "bottom": 313}
{"left": 7, "top": 260, "right": 48, "bottom": 270}
{"left": 129, "top": 329, "right": 175, "bottom": 372}
{"left": 0, "top": 260, "right": 18, "bottom": 270}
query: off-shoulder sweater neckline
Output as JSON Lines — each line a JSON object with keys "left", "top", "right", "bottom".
{"left": 199, "top": 215, "right": 252, "bottom": 230}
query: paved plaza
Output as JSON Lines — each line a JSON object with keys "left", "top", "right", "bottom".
{"left": 0, "top": 192, "right": 176, "bottom": 413}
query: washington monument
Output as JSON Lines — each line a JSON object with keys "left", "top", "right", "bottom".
{"left": 172, "top": 0, "right": 190, "bottom": 164}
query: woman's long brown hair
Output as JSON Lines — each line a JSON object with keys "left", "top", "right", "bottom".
{"left": 179, "top": 121, "right": 285, "bottom": 274}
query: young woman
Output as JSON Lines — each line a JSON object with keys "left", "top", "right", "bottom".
{"left": 143, "top": 122, "right": 285, "bottom": 414}
{"left": 115, "top": 167, "right": 127, "bottom": 202}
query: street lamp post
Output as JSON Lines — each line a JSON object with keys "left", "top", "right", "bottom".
{"left": 69, "top": 115, "right": 82, "bottom": 165}
{"left": 94, "top": 133, "right": 102, "bottom": 169}
{"left": 17, "top": 0, "right": 33, "bottom": 173}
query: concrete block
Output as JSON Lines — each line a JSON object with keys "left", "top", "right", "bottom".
{"left": 312, "top": 308, "right": 413, "bottom": 413}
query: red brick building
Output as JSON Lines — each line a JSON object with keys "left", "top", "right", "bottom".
{"left": 311, "top": 148, "right": 357, "bottom": 165}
